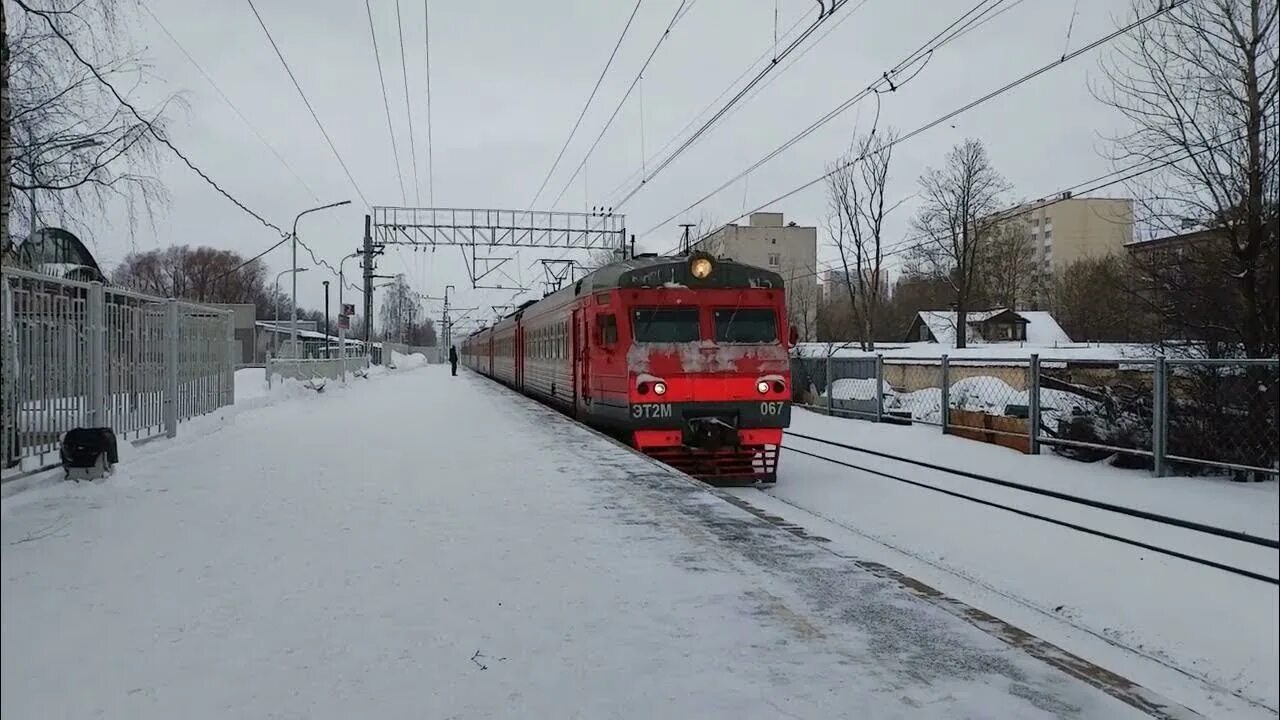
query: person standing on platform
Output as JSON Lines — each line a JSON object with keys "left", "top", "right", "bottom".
{"left": 449, "top": 345, "right": 458, "bottom": 376}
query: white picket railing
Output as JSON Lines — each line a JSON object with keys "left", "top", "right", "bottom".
{"left": 2, "top": 267, "right": 236, "bottom": 476}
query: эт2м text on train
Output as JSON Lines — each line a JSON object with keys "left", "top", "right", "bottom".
{"left": 461, "top": 251, "right": 796, "bottom": 484}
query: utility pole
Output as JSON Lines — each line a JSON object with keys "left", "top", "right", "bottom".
{"left": 322, "top": 280, "right": 330, "bottom": 359}
{"left": 359, "top": 214, "right": 383, "bottom": 345}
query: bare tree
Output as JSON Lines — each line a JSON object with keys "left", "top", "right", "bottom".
{"left": 112, "top": 245, "right": 276, "bottom": 309}
{"left": 683, "top": 211, "right": 722, "bottom": 256}
{"left": 1097, "top": 0, "right": 1278, "bottom": 357}
{"left": 906, "top": 139, "right": 1011, "bottom": 348}
{"left": 826, "top": 130, "right": 896, "bottom": 350}
{"left": 2, "top": 4, "right": 11, "bottom": 251}
{"left": 980, "top": 218, "right": 1038, "bottom": 309}
{"left": 1051, "top": 255, "right": 1146, "bottom": 342}
{"left": 5, "top": 0, "right": 173, "bottom": 244}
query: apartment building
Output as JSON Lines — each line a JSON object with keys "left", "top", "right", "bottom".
{"left": 1011, "top": 194, "right": 1134, "bottom": 275}
{"left": 692, "top": 212, "right": 819, "bottom": 340}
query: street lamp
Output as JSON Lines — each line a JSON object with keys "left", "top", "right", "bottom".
{"left": 274, "top": 267, "right": 308, "bottom": 357}
{"left": 322, "top": 280, "right": 331, "bottom": 359}
{"left": 290, "top": 200, "right": 352, "bottom": 355}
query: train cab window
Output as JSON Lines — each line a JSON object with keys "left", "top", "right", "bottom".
{"left": 714, "top": 308, "right": 778, "bottom": 343}
{"left": 632, "top": 308, "right": 700, "bottom": 343}
{"left": 596, "top": 314, "right": 619, "bottom": 346}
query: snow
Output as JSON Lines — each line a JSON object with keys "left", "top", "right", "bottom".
{"left": 771, "top": 408, "right": 1279, "bottom": 717}
{"left": 3, "top": 367, "right": 1155, "bottom": 719}
{"left": 913, "top": 310, "right": 1074, "bottom": 346}
{"left": 234, "top": 367, "right": 267, "bottom": 402}
{"left": 826, "top": 377, "right": 896, "bottom": 401}
{"left": 389, "top": 350, "right": 427, "bottom": 369}
{"left": 796, "top": 340, "right": 1161, "bottom": 364}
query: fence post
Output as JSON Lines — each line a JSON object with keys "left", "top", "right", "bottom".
{"left": 1152, "top": 356, "right": 1167, "bottom": 476}
{"left": 1028, "top": 353, "right": 1041, "bottom": 455}
{"left": 824, "top": 353, "right": 833, "bottom": 416}
{"left": 940, "top": 354, "right": 950, "bottom": 435}
{"left": 164, "top": 299, "right": 180, "bottom": 438}
{"left": 874, "top": 354, "right": 884, "bottom": 423}
{"left": 86, "top": 282, "right": 106, "bottom": 428}
{"left": 225, "top": 312, "right": 237, "bottom": 407}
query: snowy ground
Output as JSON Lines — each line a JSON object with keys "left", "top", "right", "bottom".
{"left": 762, "top": 409, "right": 1279, "bottom": 718}
{"left": 4, "top": 366, "right": 1162, "bottom": 719}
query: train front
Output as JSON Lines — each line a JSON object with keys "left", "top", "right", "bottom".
{"left": 616, "top": 253, "right": 794, "bottom": 484}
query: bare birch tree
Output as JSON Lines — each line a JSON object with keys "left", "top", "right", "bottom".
{"left": 980, "top": 218, "right": 1038, "bottom": 309}
{"left": 825, "top": 129, "right": 896, "bottom": 350}
{"left": 906, "top": 139, "right": 1011, "bottom": 349}
{"left": 1097, "top": 0, "right": 1278, "bottom": 357}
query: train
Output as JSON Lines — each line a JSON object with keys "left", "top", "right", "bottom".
{"left": 460, "top": 251, "right": 796, "bottom": 484}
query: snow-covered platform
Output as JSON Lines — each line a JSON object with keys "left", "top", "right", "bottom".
{"left": 3, "top": 366, "right": 1172, "bottom": 718}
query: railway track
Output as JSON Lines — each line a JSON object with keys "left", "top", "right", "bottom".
{"left": 734, "top": 431, "right": 1280, "bottom": 717}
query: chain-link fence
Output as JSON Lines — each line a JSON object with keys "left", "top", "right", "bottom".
{"left": 791, "top": 351, "right": 1279, "bottom": 479}
{"left": 2, "top": 267, "right": 237, "bottom": 476}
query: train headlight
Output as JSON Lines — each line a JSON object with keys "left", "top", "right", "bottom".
{"left": 653, "top": 381, "right": 668, "bottom": 396}
{"left": 757, "top": 380, "right": 770, "bottom": 394}
{"left": 690, "top": 257, "right": 713, "bottom": 279}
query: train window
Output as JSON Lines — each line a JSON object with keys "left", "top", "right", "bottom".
{"left": 596, "top": 314, "right": 619, "bottom": 346}
{"left": 632, "top": 308, "right": 700, "bottom": 343}
{"left": 714, "top": 308, "right": 777, "bottom": 343}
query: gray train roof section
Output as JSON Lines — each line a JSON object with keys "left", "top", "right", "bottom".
{"left": 577, "top": 254, "right": 785, "bottom": 294}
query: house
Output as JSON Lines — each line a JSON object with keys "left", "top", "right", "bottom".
{"left": 905, "top": 309, "right": 1073, "bottom": 346}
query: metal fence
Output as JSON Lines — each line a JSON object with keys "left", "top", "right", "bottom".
{"left": 2, "top": 268, "right": 236, "bottom": 475}
{"left": 267, "top": 355, "right": 371, "bottom": 386}
{"left": 793, "top": 352, "right": 1280, "bottom": 479}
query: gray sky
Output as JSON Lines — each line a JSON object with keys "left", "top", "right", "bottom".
{"left": 85, "top": 0, "right": 1133, "bottom": 323}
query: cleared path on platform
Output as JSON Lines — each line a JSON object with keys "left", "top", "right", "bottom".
{"left": 3, "top": 366, "right": 1152, "bottom": 719}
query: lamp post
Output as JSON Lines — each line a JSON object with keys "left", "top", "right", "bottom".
{"left": 290, "top": 200, "right": 351, "bottom": 357}
{"left": 443, "top": 284, "right": 455, "bottom": 359}
{"left": 338, "top": 250, "right": 361, "bottom": 374}
{"left": 322, "top": 280, "right": 331, "bottom": 358}
{"left": 274, "top": 267, "right": 308, "bottom": 357}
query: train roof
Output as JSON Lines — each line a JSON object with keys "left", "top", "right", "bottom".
{"left": 580, "top": 253, "right": 784, "bottom": 293}
{"left": 469, "top": 253, "right": 786, "bottom": 334}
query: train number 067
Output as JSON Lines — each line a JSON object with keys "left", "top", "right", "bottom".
{"left": 759, "top": 401, "right": 785, "bottom": 416}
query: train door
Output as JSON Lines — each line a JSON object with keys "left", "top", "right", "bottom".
{"left": 573, "top": 306, "right": 589, "bottom": 414}
{"left": 515, "top": 323, "right": 525, "bottom": 390}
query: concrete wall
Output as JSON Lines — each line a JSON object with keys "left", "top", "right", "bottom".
{"left": 695, "top": 212, "right": 819, "bottom": 340}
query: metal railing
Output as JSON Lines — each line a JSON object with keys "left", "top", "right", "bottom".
{"left": 2, "top": 268, "right": 236, "bottom": 476}
{"left": 793, "top": 351, "right": 1279, "bottom": 479}
{"left": 267, "top": 355, "right": 371, "bottom": 386}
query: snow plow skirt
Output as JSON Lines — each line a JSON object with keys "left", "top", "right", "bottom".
{"left": 643, "top": 444, "right": 779, "bottom": 485}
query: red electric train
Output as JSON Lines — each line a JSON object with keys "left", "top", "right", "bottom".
{"left": 460, "top": 251, "right": 795, "bottom": 484}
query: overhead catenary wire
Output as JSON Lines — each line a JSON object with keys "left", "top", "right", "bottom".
{"left": 546, "top": 0, "right": 699, "bottom": 210}
{"left": 365, "top": 0, "right": 408, "bottom": 204}
{"left": 528, "top": 0, "right": 646, "bottom": 208}
{"left": 395, "top": 0, "right": 422, "bottom": 205}
{"left": 139, "top": 3, "right": 320, "bottom": 203}
{"left": 644, "top": 0, "right": 1189, "bottom": 245}
{"left": 246, "top": 0, "right": 371, "bottom": 208}
{"left": 612, "top": 0, "right": 872, "bottom": 209}
{"left": 423, "top": 0, "right": 436, "bottom": 206}
{"left": 645, "top": 0, "right": 1014, "bottom": 246}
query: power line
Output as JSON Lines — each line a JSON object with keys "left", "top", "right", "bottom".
{"left": 527, "top": 0, "right": 645, "bottom": 208}
{"left": 246, "top": 0, "right": 371, "bottom": 208}
{"left": 644, "top": 0, "right": 1188, "bottom": 245}
{"left": 14, "top": 0, "right": 289, "bottom": 236}
{"left": 140, "top": 4, "right": 320, "bottom": 202}
{"left": 546, "top": 0, "right": 699, "bottom": 209}
{"left": 645, "top": 0, "right": 1012, "bottom": 245}
{"left": 596, "top": 7, "right": 815, "bottom": 207}
{"left": 365, "top": 0, "right": 408, "bottom": 204}
{"left": 395, "top": 0, "right": 422, "bottom": 205}
{"left": 423, "top": 0, "right": 436, "bottom": 206}
{"left": 613, "top": 0, "right": 870, "bottom": 208}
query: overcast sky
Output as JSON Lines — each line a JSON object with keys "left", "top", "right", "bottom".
{"left": 73, "top": 0, "right": 1136, "bottom": 325}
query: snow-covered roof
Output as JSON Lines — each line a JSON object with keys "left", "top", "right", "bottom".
{"left": 254, "top": 321, "right": 369, "bottom": 345}
{"left": 914, "top": 309, "right": 1072, "bottom": 346}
